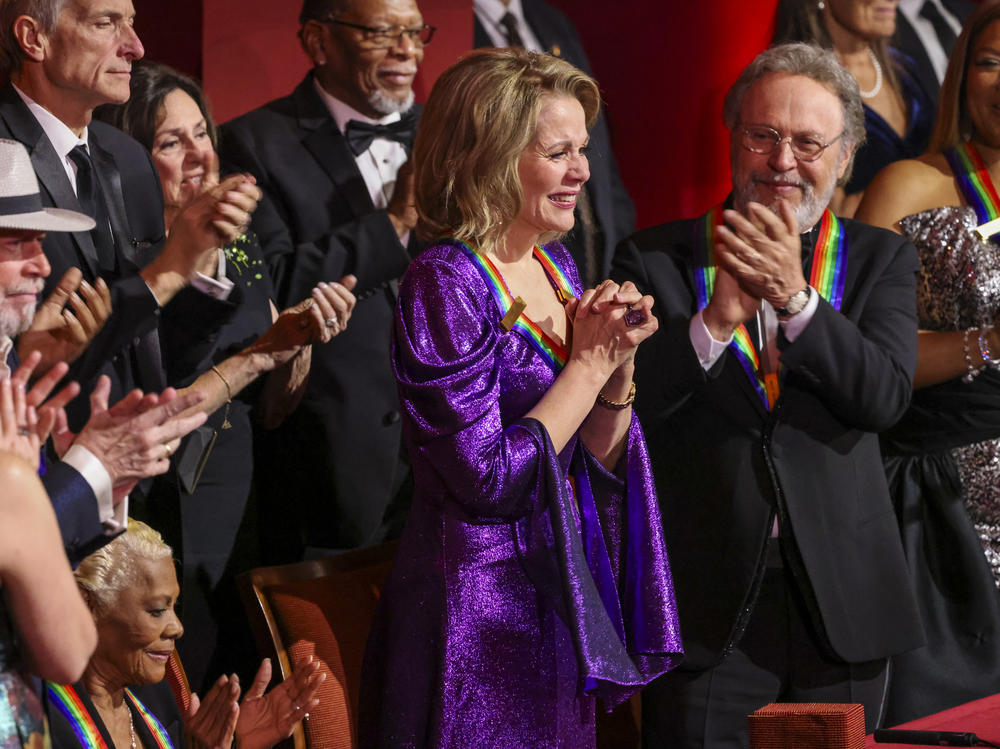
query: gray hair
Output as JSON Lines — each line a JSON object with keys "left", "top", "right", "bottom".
{"left": 0, "top": 0, "right": 68, "bottom": 74}
{"left": 75, "top": 518, "right": 174, "bottom": 615}
{"left": 723, "top": 42, "right": 866, "bottom": 154}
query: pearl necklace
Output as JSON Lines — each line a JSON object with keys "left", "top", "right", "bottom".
{"left": 858, "top": 47, "right": 883, "bottom": 99}
{"left": 127, "top": 704, "right": 137, "bottom": 749}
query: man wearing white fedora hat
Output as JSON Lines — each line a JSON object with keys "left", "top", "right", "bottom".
{"left": 0, "top": 0, "right": 260, "bottom": 434}
{"left": 0, "top": 137, "right": 212, "bottom": 564}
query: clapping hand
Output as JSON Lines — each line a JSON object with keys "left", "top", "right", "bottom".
{"left": 184, "top": 674, "right": 240, "bottom": 749}
{"left": 253, "top": 275, "right": 358, "bottom": 367}
{"left": 17, "top": 267, "right": 112, "bottom": 377}
{"left": 235, "top": 657, "right": 325, "bottom": 749}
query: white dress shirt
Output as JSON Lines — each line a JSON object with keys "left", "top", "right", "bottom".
{"left": 474, "top": 0, "right": 545, "bottom": 52}
{"left": 13, "top": 84, "right": 233, "bottom": 300}
{"left": 898, "top": 0, "right": 964, "bottom": 84}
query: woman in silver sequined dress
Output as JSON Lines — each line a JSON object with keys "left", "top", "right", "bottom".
{"left": 856, "top": 0, "right": 1000, "bottom": 726}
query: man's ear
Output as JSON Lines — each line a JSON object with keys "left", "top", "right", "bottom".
{"left": 836, "top": 144, "right": 856, "bottom": 182}
{"left": 299, "top": 20, "right": 328, "bottom": 66}
{"left": 12, "top": 15, "right": 46, "bottom": 64}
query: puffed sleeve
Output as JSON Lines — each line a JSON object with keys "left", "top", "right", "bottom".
{"left": 392, "top": 251, "right": 547, "bottom": 521}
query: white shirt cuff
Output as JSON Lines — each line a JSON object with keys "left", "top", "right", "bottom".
{"left": 61, "top": 444, "right": 125, "bottom": 534}
{"left": 778, "top": 285, "right": 820, "bottom": 342}
{"left": 690, "top": 309, "right": 733, "bottom": 370}
{"left": 191, "top": 250, "right": 234, "bottom": 300}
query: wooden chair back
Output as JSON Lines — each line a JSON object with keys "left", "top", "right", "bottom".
{"left": 237, "top": 541, "right": 398, "bottom": 749}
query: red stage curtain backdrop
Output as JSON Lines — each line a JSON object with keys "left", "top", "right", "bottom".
{"left": 134, "top": 0, "right": 777, "bottom": 229}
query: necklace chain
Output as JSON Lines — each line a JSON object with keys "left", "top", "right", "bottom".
{"left": 858, "top": 47, "right": 883, "bottom": 99}
{"left": 127, "top": 703, "right": 137, "bottom": 749}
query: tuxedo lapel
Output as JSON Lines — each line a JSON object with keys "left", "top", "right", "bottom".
{"left": 89, "top": 134, "right": 136, "bottom": 268}
{"left": 293, "top": 77, "right": 374, "bottom": 219}
{"left": 521, "top": 0, "right": 562, "bottom": 57}
{"left": 0, "top": 85, "right": 100, "bottom": 276}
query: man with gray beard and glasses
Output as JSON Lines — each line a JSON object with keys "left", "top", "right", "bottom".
{"left": 612, "top": 43, "right": 924, "bottom": 747}
{"left": 220, "top": 0, "right": 431, "bottom": 560}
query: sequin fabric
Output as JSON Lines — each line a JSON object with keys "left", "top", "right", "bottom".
{"left": 359, "top": 240, "right": 683, "bottom": 748}
{"left": 0, "top": 600, "right": 48, "bottom": 748}
{"left": 899, "top": 206, "right": 1000, "bottom": 581}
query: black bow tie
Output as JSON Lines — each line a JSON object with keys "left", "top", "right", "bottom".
{"left": 344, "top": 112, "right": 417, "bottom": 156}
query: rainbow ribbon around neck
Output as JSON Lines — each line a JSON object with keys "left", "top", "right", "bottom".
{"left": 47, "top": 683, "right": 110, "bottom": 749}
{"left": 694, "top": 205, "right": 847, "bottom": 409}
{"left": 125, "top": 687, "right": 174, "bottom": 749}
{"left": 46, "top": 682, "right": 175, "bottom": 749}
{"left": 945, "top": 141, "right": 1000, "bottom": 234}
{"left": 455, "top": 239, "right": 573, "bottom": 372}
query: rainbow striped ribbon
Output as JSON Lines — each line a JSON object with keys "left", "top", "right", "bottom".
{"left": 945, "top": 141, "right": 1000, "bottom": 233}
{"left": 46, "top": 683, "right": 175, "bottom": 749}
{"left": 454, "top": 239, "right": 573, "bottom": 372}
{"left": 46, "top": 683, "right": 111, "bottom": 748}
{"left": 125, "top": 687, "right": 174, "bottom": 749}
{"left": 695, "top": 205, "right": 847, "bottom": 409}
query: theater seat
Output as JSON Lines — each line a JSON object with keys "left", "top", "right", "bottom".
{"left": 237, "top": 541, "right": 398, "bottom": 749}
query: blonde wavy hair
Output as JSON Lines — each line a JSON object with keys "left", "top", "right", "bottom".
{"left": 75, "top": 518, "right": 173, "bottom": 615}
{"left": 413, "top": 47, "right": 600, "bottom": 252}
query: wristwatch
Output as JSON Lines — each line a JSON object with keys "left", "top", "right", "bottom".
{"left": 776, "top": 286, "right": 811, "bottom": 319}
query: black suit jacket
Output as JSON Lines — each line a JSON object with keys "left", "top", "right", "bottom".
{"left": 474, "top": 0, "right": 635, "bottom": 284}
{"left": 0, "top": 84, "right": 239, "bottom": 427}
{"left": 46, "top": 680, "right": 182, "bottom": 749}
{"left": 612, "top": 215, "right": 924, "bottom": 669}
{"left": 894, "top": 0, "right": 975, "bottom": 100}
{"left": 219, "top": 73, "right": 414, "bottom": 552}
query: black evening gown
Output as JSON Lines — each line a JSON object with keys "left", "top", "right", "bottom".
{"left": 140, "top": 232, "right": 275, "bottom": 691}
{"left": 881, "top": 206, "right": 1000, "bottom": 724}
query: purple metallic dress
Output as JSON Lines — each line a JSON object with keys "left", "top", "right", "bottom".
{"left": 359, "top": 239, "right": 682, "bottom": 748}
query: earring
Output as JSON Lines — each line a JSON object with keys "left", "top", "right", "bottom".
{"left": 818, "top": 0, "right": 825, "bottom": 8}
{"left": 317, "top": 57, "right": 326, "bottom": 65}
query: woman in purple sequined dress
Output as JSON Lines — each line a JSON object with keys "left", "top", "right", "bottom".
{"left": 359, "top": 48, "right": 683, "bottom": 748}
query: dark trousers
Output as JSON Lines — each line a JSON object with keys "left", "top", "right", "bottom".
{"left": 642, "top": 543, "right": 889, "bottom": 748}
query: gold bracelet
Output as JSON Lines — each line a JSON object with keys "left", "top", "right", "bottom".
{"left": 596, "top": 381, "right": 636, "bottom": 411}
{"left": 210, "top": 365, "right": 233, "bottom": 429}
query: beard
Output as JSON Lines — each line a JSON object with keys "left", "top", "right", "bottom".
{"left": 368, "top": 88, "right": 414, "bottom": 117}
{"left": 733, "top": 171, "right": 836, "bottom": 232}
{"left": 0, "top": 283, "right": 41, "bottom": 339}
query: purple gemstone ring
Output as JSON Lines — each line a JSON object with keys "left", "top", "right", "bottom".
{"left": 624, "top": 304, "right": 646, "bottom": 327}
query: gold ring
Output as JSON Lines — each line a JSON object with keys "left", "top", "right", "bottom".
{"left": 163, "top": 443, "right": 173, "bottom": 459}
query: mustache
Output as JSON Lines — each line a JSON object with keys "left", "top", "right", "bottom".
{"left": 6, "top": 281, "right": 43, "bottom": 296}
{"left": 751, "top": 173, "right": 809, "bottom": 189}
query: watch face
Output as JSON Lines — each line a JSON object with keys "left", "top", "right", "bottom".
{"left": 781, "top": 287, "right": 810, "bottom": 316}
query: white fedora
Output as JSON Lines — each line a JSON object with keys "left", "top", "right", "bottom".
{"left": 0, "top": 138, "right": 95, "bottom": 232}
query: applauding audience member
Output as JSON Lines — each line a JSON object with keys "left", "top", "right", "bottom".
{"left": 45, "top": 520, "right": 324, "bottom": 749}
{"left": 855, "top": 0, "right": 1000, "bottom": 723}
{"left": 0, "top": 137, "right": 208, "bottom": 567}
{"left": 220, "top": 0, "right": 429, "bottom": 560}
{"left": 96, "top": 60, "right": 356, "bottom": 690}
{"left": 360, "top": 48, "right": 682, "bottom": 748}
{"left": 0, "top": 402, "right": 96, "bottom": 748}
{"left": 0, "top": 0, "right": 261, "bottom": 428}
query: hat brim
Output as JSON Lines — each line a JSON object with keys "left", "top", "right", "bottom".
{"left": 0, "top": 207, "right": 95, "bottom": 233}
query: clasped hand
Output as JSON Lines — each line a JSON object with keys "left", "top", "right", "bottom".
{"left": 567, "top": 279, "right": 657, "bottom": 380}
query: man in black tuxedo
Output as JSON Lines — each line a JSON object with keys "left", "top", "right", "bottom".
{"left": 219, "top": 0, "right": 426, "bottom": 557}
{"left": 896, "top": 0, "right": 975, "bottom": 100}
{"left": 473, "top": 0, "right": 634, "bottom": 287}
{"left": 0, "top": 137, "right": 209, "bottom": 567}
{"left": 0, "top": 0, "right": 261, "bottom": 429}
{"left": 612, "top": 43, "right": 923, "bottom": 747}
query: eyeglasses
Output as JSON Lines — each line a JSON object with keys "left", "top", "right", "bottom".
{"left": 323, "top": 18, "right": 436, "bottom": 48}
{"left": 739, "top": 124, "right": 844, "bottom": 162}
